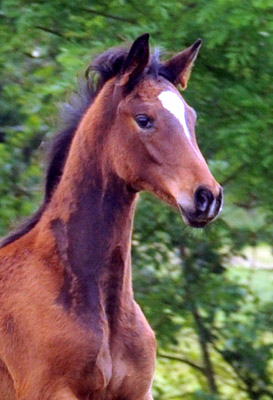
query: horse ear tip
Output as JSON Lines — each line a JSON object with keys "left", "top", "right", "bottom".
{"left": 131, "top": 33, "right": 150, "bottom": 48}
{"left": 189, "top": 38, "right": 202, "bottom": 54}
{"left": 140, "top": 32, "right": 150, "bottom": 43}
{"left": 195, "top": 38, "right": 203, "bottom": 48}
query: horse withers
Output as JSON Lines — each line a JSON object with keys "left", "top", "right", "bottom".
{"left": 0, "top": 34, "right": 222, "bottom": 400}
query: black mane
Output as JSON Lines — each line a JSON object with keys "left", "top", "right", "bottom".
{"left": 0, "top": 46, "right": 170, "bottom": 248}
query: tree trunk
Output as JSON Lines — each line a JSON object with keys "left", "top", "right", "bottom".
{"left": 192, "top": 307, "right": 219, "bottom": 395}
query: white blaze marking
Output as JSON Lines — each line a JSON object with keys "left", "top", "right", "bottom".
{"left": 158, "top": 90, "right": 191, "bottom": 141}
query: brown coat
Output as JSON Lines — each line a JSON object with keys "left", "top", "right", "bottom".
{"left": 0, "top": 34, "right": 222, "bottom": 400}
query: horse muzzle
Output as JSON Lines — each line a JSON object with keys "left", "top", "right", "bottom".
{"left": 178, "top": 185, "right": 223, "bottom": 228}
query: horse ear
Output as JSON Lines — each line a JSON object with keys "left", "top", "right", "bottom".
{"left": 165, "top": 39, "right": 202, "bottom": 90}
{"left": 120, "top": 33, "right": 150, "bottom": 86}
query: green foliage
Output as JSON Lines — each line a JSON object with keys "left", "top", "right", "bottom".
{"left": 0, "top": 0, "right": 273, "bottom": 399}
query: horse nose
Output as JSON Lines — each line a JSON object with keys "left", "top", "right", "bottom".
{"left": 177, "top": 186, "right": 223, "bottom": 228}
{"left": 194, "top": 186, "right": 214, "bottom": 214}
{"left": 194, "top": 185, "right": 223, "bottom": 220}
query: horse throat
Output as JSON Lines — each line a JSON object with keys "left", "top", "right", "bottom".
{"left": 47, "top": 154, "right": 137, "bottom": 321}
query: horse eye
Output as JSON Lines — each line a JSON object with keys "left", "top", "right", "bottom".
{"left": 135, "top": 114, "right": 154, "bottom": 129}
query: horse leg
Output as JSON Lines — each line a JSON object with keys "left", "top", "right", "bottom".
{"left": 139, "top": 390, "right": 154, "bottom": 400}
{"left": 51, "top": 388, "right": 79, "bottom": 400}
{"left": 17, "top": 387, "right": 79, "bottom": 400}
{"left": 0, "top": 359, "right": 16, "bottom": 400}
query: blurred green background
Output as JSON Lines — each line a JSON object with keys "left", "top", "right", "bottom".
{"left": 0, "top": 0, "right": 273, "bottom": 399}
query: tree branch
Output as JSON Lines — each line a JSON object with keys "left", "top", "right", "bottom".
{"left": 78, "top": 7, "right": 136, "bottom": 24}
{"left": 0, "top": 12, "right": 16, "bottom": 21}
{"left": 158, "top": 352, "right": 205, "bottom": 374}
{"left": 211, "top": 343, "right": 258, "bottom": 398}
{"left": 35, "top": 26, "right": 70, "bottom": 40}
{"left": 213, "top": 345, "right": 273, "bottom": 399}
{"left": 161, "top": 391, "right": 196, "bottom": 400}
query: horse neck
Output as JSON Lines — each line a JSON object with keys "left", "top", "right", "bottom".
{"left": 38, "top": 83, "right": 137, "bottom": 316}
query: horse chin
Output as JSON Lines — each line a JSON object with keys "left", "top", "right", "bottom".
{"left": 178, "top": 205, "right": 211, "bottom": 229}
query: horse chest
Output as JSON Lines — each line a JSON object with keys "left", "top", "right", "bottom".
{"left": 75, "top": 304, "right": 156, "bottom": 399}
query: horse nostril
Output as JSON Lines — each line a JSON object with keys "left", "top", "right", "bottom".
{"left": 216, "top": 186, "right": 224, "bottom": 212}
{"left": 194, "top": 186, "right": 214, "bottom": 213}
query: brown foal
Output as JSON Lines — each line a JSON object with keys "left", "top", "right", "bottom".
{"left": 0, "top": 34, "right": 222, "bottom": 400}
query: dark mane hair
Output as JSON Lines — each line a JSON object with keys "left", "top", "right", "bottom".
{"left": 0, "top": 46, "right": 168, "bottom": 248}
